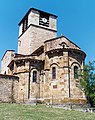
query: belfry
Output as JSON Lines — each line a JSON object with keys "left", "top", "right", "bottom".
{"left": 0, "top": 8, "right": 86, "bottom": 104}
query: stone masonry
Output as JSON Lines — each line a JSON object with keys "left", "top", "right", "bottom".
{"left": 0, "top": 74, "right": 19, "bottom": 103}
{"left": 0, "top": 8, "right": 87, "bottom": 104}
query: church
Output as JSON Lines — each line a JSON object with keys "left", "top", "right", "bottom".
{"left": 0, "top": 8, "right": 86, "bottom": 104}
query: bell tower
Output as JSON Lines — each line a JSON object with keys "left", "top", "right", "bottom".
{"left": 18, "top": 8, "right": 57, "bottom": 55}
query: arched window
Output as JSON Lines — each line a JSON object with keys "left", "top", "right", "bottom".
{"left": 74, "top": 66, "right": 78, "bottom": 79}
{"left": 4, "top": 71, "right": 6, "bottom": 75}
{"left": 33, "top": 71, "right": 37, "bottom": 82}
{"left": 52, "top": 67, "right": 56, "bottom": 79}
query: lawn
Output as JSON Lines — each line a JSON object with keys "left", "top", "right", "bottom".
{"left": 0, "top": 103, "right": 95, "bottom": 120}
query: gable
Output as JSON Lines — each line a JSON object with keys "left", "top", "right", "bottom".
{"left": 60, "top": 36, "right": 80, "bottom": 49}
{"left": 44, "top": 36, "right": 80, "bottom": 52}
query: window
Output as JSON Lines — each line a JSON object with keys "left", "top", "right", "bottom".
{"left": 74, "top": 66, "right": 78, "bottom": 79}
{"left": 52, "top": 67, "right": 56, "bottom": 79}
{"left": 22, "top": 15, "right": 28, "bottom": 33}
{"left": 33, "top": 71, "right": 37, "bottom": 82}
{"left": 4, "top": 71, "right": 6, "bottom": 75}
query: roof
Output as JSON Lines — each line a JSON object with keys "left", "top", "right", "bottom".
{"left": 45, "top": 48, "right": 86, "bottom": 58}
{"left": 0, "top": 74, "right": 19, "bottom": 80}
{"left": 44, "top": 35, "right": 80, "bottom": 49}
{"left": 14, "top": 45, "right": 44, "bottom": 58}
{"left": 18, "top": 8, "right": 57, "bottom": 25}
{"left": 31, "top": 45, "right": 44, "bottom": 56}
{"left": 14, "top": 53, "right": 28, "bottom": 58}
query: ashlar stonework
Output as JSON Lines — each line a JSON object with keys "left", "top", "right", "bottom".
{"left": 0, "top": 74, "right": 19, "bottom": 103}
{"left": 0, "top": 8, "right": 86, "bottom": 104}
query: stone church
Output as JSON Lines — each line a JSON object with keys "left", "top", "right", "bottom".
{"left": 0, "top": 8, "right": 86, "bottom": 104}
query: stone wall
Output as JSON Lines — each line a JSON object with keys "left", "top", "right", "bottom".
{"left": 44, "top": 36, "right": 80, "bottom": 53}
{"left": 19, "top": 8, "right": 57, "bottom": 37}
{"left": 1, "top": 50, "right": 15, "bottom": 74}
{"left": 0, "top": 74, "right": 19, "bottom": 103}
{"left": 18, "top": 25, "right": 56, "bottom": 55}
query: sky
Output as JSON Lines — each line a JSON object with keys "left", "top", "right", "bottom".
{"left": 0, "top": 0, "right": 95, "bottom": 66}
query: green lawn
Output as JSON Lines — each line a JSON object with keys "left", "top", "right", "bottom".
{"left": 0, "top": 103, "right": 95, "bottom": 120}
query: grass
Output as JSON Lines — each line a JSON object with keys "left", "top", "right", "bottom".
{"left": 0, "top": 103, "right": 95, "bottom": 120}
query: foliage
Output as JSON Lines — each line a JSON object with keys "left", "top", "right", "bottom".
{"left": 79, "top": 61, "right": 95, "bottom": 107}
{"left": 0, "top": 103, "right": 95, "bottom": 120}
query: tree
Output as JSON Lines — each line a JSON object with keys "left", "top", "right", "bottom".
{"left": 79, "top": 61, "right": 95, "bottom": 107}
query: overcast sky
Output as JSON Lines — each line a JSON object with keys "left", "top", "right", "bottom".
{"left": 0, "top": 0, "right": 95, "bottom": 66}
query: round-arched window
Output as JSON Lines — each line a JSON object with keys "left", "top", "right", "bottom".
{"left": 52, "top": 67, "right": 56, "bottom": 79}
{"left": 32, "top": 71, "right": 37, "bottom": 82}
{"left": 74, "top": 66, "right": 78, "bottom": 79}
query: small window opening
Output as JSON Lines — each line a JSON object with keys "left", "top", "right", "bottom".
{"left": 52, "top": 67, "right": 56, "bottom": 79}
{"left": 22, "top": 15, "right": 28, "bottom": 33}
{"left": 4, "top": 71, "right": 6, "bottom": 75}
{"left": 33, "top": 71, "right": 37, "bottom": 82}
{"left": 74, "top": 66, "right": 78, "bottom": 79}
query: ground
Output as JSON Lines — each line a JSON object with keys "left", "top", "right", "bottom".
{"left": 0, "top": 103, "right": 95, "bottom": 120}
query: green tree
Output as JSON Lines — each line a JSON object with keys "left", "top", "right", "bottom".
{"left": 79, "top": 61, "right": 95, "bottom": 107}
